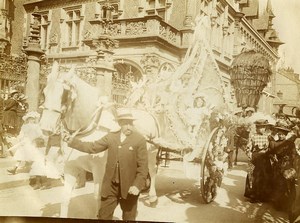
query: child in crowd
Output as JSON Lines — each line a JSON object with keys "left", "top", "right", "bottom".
{"left": 7, "top": 112, "right": 45, "bottom": 175}
{"left": 185, "top": 94, "right": 213, "bottom": 135}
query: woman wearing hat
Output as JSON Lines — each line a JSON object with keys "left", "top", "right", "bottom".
{"left": 268, "top": 121, "right": 297, "bottom": 214}
{"left": 67, "top": 108, "right": 148, "bottom": 221}
{"left": 2, "top": 89, "right": 19, "bottom": 134}
{"left": 244, "top": 119, "right": 271, "bottom": 203}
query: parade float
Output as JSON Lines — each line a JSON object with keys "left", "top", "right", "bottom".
{"left": 125, "top": 15, "right": 232, "bottom": 203}
{"left": 39, "top": 15, "right": 275, "bottom": 207}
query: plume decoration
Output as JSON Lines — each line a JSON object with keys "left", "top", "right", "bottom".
{"left": 66, "top": 65, "right": 78, "bottom": 104}
{"left": 47, "top": 61, "right": 59, "bottom": 83}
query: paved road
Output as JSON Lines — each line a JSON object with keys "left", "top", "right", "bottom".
{"left": 0, "top": 153, "right": 289, "bottom": 223}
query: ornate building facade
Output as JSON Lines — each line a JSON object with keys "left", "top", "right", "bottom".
{"left": 0, "top": 0, "right": 283, "bottom": 113}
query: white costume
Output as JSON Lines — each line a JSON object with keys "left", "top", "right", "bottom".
{"left": 12, "top": 123, "right": 44, "bottom": 162}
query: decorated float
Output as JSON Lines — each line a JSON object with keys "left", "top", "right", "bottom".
{"left": 125, "top": 15, "right": 233, "bottom": 203}
{"left": 124, "top": 12, "right": 276, "bottom": 203}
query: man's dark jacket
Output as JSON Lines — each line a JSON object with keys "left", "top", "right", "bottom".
{"left": 69, "top": 130, "right": 148, "bottom": 199}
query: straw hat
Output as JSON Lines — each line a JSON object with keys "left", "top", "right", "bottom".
{"left": 18, "top": 94, "right": 28, "bottom": 101}
{"left": 22, "top": 111, "right": 40, "bottom": 121}
{"left": 245, "top": 107, "right": 255, "bottom": 112}
{"left": 254, "top": 119, "right": 269, "bottom": 127}
{"left": 9, "top": 89, "right": 19, "bottom": 96}
{"left": 274, "top": 120, "right": 291, "bottom": 133}
{"left": 193, "top": 93, "right": 206, "bottom": 100}
{"left": 233, "top": 107, "right": 243, "bottom": 115}
{"left": 116, "top": 108, "right": 135, "bottom": 121}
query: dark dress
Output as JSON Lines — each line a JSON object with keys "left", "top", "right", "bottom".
{"left": 2, "top": 98, "right": 19, "bottom": 129}
{"left": 290, "top": 153, "right": 300, "bottom": 222}
{"left": 244, "top": 133, "right": 271, "bottom": 202}
{"left": 269, "top": 135, "right": 297, "bottom": 212}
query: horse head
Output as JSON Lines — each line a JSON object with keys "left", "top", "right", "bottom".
{"left": 39, "top": 62, "right": 80, "bottom": 135}
{"left": 39, "top": 61, "right": 120, "bottom": 137}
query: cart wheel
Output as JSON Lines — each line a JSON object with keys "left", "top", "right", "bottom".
{"left": 200, "top": 127, "right": 220, "bottom": 204}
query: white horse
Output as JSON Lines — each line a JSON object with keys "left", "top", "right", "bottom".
{"left": 39, "top": 62, "right": 160, "bottom": 218}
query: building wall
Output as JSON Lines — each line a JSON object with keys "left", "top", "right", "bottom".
{"left": 275, "top": 70, "right": 300, "bottom": 115}
{"left": 9, "top": 0, "right": 27, "bottom": 54}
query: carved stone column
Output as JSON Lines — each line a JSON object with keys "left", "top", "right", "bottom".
{"left": 23, "top": 8, "right": 44, "bottom": 111}
{"left": 84, "top": 2, "right": 119, "bottom": 98}
{"left": 84, "top": 35, "right": 118, "bottom": 97}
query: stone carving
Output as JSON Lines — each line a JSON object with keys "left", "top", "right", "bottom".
{"left": 159, "top": 62, "right": 175, "bottom": 73}
{"left": 76, "top": 66, "right": 97, "bottom": 87}
{"left": 140, "top": 53, "right": 161, "bottom": 75}
{"left": 93, "top": 37, "right": 119, "bottom": 52}
{"left": 49, "top": 33, "right": 58, "bottom": 44}
{"left": 125, "top": 21, "right": 146, "bottom": 35}
{"left": 159, "top": 25, "right": 176, "bottom": 43}
{"left": 28, "top": 12, "right": 41, "bottom": 45}
{"left": 0, "top": 53, "right": 27, "bottom": 81}
{"left": 84, "top": 30, "right": 93, "bottom": 40}
{"left": 105, "top": 22, "right": 121, "bottom": 36}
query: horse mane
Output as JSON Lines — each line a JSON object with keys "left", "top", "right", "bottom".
{"left": 63, "top": 73, "right": 100, "bottom": 131}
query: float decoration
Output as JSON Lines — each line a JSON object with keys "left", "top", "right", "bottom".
{"left": 230, "top": 50, "right": 272, "bottom": 109}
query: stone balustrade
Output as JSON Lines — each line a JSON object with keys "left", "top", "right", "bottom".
{"left": 86, "top": 15, "right": 188, "bottom": 49}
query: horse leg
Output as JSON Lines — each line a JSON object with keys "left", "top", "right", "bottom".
{"left": 60, "top": 161, "right": 79, "bottom": 218}
{"left": 91, "top": 155, "right": 106, "bottom": 218}
{"left": 147, "top": 146, "right": 158, "bottom": 207}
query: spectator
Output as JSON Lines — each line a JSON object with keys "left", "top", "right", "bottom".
{"left": 244, "top": 119, "right": 270, "bottom": 203}
{"left": 269, "top": 121, "right": 297, "bottom": 213}
{"left": 245, "top": 107, "right": 255, "bottom": 118}
{"left": 3, "top": 90, "right": 19, "bottom": 135}
{"left": 6, "top": 111, "right": 45, "bottom": 175}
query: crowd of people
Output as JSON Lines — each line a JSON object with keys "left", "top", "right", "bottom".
{"left": 225, "top": 106, "right": 300, "bottom": 223}
{"left": 0, "top": 88, "right": 300, "bottom": 222}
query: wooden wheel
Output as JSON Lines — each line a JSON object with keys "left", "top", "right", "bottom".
{"left": 200, "top": 127, "right": 225, "bottom": 204}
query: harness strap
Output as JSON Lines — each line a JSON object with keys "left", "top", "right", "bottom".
{"left": 63, "top": 106, "right": 104, "bottom": 138}
{"left": 63, "top": 106, "right": 104, "bottom": 162}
